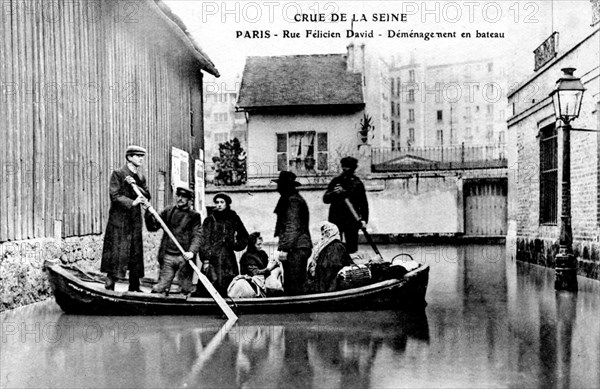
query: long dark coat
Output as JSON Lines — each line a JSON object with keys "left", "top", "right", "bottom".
{"left": 323, "top": 173, "right": 369, "bottom": 226}
{"left": 274, "top": 191, "right": 313, "bottom": 251}
{"left": 100, "top": 165, "right": 151, "bottom": 278}
{"left": 199, "top": 208, "right": 249, "bottom": 294}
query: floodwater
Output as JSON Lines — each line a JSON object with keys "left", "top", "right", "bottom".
{"left": 1, "top": 244, "right": 599, "bottom": 389}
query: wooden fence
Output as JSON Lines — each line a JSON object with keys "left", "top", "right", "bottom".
{"left": 0, "top": 0, "right": 205, "bottom": 241}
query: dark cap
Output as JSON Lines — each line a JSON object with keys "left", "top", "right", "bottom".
{"left": 271, "top": 171, "right": 301, "bottom": 187}
{"left": 175, "top": 186, "right": 194, "bottom": 199}
{"left": 213, "top": 192, "right": 232, "bottom": 205}
{"left": 126, "top": 145, "right": 147, "bottom": 156}
{"left": 340, "top": 156, "right": 358, "bottom": 169}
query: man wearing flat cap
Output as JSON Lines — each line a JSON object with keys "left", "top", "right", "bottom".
{"left": 101, "top": 145, "right": 151, "bottom": 292}
{"left": 323, "top": 156, "right": 369, "bottom": 254}
{"left": 145, "top": 185, "right": 202, "bottom": 295}
{"left": 273, "top": 171, "right": 313, "bottom": 295}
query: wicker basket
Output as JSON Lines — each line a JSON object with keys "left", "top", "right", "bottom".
{"left": 337, "top": 264, "right": 372, "bottom": 289}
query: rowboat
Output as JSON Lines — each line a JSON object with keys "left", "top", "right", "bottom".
{"left": 45, "top": 260, "right": 429, "bottom": 316}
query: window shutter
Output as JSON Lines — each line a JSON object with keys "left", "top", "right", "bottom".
{"left": 276, "top": 133, "right": 287, "bottom": 172}
{"left": 317, "top": 132, "right": 328, "bottom": 171}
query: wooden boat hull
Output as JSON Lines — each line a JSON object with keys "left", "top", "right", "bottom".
{"left": 46, "top": 262, "right": 429, "bottom": 316}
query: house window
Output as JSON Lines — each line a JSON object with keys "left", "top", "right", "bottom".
{"left": 408, "top": 128, "right": 415, "bottom": 141}
{"left": 408, "top": 89, "right": 415, "bottom": 102}
{"left": 409, "top": 70, "right": 415, "bottom": 82}
{"left": 391, "top": 121, "right": 395, "bottom": 135}
{"left": 391, "top": 102, "right": 395, "bottom": 116}
{"left": 408, "top": 109, "right": 415, "bottom": 122}
{"left": 397, "top": 122, "right": 401, "bottom": 137}
{"left": 539, "top": 124, "right": 558, "bottom": 225}
{"left": 276, "top": 132, "right": 328, "bottom": 173}
{"left": 436, "top": 129, "right": 443, "bottom": 145}
{"left": 437, "top": 110, "right": 443, "bottom": 122}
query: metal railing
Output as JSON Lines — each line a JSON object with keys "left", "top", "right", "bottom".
{"left": 372, "top": 143, "right": 507, "bottom": 172}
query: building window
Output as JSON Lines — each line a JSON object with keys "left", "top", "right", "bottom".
{"left": 397, "top": 122, "right": 401, "bottom": 137}
{"left": 277, "top": 132, "right": 328, "bottom": 173}
{"left": 408, "top": 109, "right": 415, "bottom": 122}
{"left": 498, "top": 131, "right": 505, "bottom": 144}
{"left": 391, "top": 102, "right": 395, "bottom": 116}
{"left": 488, "top": 62, "right": 493, "bottom": 72}
{"left": 214, "top": 132, "right": 228, "bottom": 144}
{"left": 409, "top": 70, "right": 415, "bottom": 82}
{"left": 437, "top": 110, "right": 443, "bottom": 122}
{"left": 391, "top": 121, "right": 395, "bottom": 135}
{"left": 408, "top": 89, "right": 415, "bottom": 102}
{"left": 465, "top": 107, "right": 471, "bottom": 121}
{"left": 436, "top": 129, "right": 443, "bottom": 145}
{"left": 539, "top": 124, "right": 558, "bottom": 225}
{"left": 465, "top": 127, "right": 472, "bottom": 138}
{"left": 408, "top": 128, "right": 415, "bottom": 145}
{"left": 486, "top": 125, "right": 494, "bottom": 141}
{"left": 391, "top": 140, "right": 395, "bottom": 150}
{"left": 487, "top": 104, "right": 493, "bottom": 117}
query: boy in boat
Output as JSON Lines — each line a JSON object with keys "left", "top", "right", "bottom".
{"left": 101, "top": 145, "right": 151, "bottom": 292}
{"left": 323, "top": 156, "right": 369, "bottom": 254}
{"left": 272, "top": 171, "right": 312, "bottom": 295}
{"left": 145, "top": 186, "right": 202, "bottom": 296}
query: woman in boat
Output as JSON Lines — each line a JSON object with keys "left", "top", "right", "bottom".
{"left": 239, "top": 232, "right": 278, "bottom": 277}
{"left": 200, "top": 193, "right": 249, "bottom": 295}
{"left": 305, "top": 221, "right": 354, "bottom": 294}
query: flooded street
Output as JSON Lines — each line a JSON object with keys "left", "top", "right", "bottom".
{"left": 1, "top": 244, "right": 599, "bottom": 388}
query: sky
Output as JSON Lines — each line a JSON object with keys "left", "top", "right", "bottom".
{"left": 165, "top": 1, "right": 595, "bottom": 85}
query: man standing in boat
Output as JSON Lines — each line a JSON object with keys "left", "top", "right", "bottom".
{"left": 145, "top": 186, "right": 202, "bottom": 295}
{"left": 101, "top": 145, "right": 151, "bottom": 292}
{"left": 273, "top": 171, "right": 312, "bottom": 295}
{"left": 323, "top": 156, "right": 369, "bottom": 254}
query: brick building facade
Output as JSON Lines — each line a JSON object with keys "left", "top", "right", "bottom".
{"left": 507, "top": 25, "right": 600, "bottom": 280}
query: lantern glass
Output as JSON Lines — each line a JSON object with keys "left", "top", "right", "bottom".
{"left": 550, "top": 68, "right": 585, "bottom": 123}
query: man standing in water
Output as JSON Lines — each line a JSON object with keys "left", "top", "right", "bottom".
{"left": 101, "top": 145, "right": 150, "bottom": 292}
{"left": 273, "top": 171, "right": 312, "bottom": 295}
{"left": 323, "top": 156, "right": 369, "bottom": 254}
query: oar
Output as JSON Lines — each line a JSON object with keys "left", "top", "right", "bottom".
{"left": 128, "top": 180, "right": 238, "bottom": 322}
{"left": 343, "top": 198, "right": 384, "bottom": 261}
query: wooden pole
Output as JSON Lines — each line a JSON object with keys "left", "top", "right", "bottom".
{"left": 129, "top": 181, "right": 238, "bottom": 321}
{"left": 343, "top": 198, "right": 384, "bottom": 261}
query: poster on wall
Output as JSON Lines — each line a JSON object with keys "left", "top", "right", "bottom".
{"left": 171, "top": 147, "right": 189, "bottom": 193}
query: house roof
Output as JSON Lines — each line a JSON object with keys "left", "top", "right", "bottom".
{"left": 151, "top": 0, "right": 220, "bottom": 77}
{"left": 237, "top": 54, "right": 364, "bottom": 110}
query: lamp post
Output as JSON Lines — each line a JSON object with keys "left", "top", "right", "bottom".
{"left": 549, "top": 67, "right": 585, "bottom": 291}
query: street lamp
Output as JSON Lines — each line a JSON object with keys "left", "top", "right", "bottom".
{"left": 549, "top": 67, "right": 586, "bottom": 291}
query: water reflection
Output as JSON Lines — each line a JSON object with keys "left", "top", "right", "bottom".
{"left": 2, "top": 244, "right": 599, "bottom": 388}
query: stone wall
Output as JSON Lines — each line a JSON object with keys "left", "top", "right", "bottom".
{"left": 0, "top": 230, "right": 163, "bottom": 312}
{"left": 516, "top": 237, "right": 599, "bottom": 280}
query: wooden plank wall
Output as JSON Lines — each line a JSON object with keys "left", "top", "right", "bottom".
{"left": 0, "top": 0, "right": 206, "bottom": 242}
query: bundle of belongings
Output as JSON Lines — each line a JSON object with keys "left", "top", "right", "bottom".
{"left": 336, "top": 254, "right": 421, "bottom": 290}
